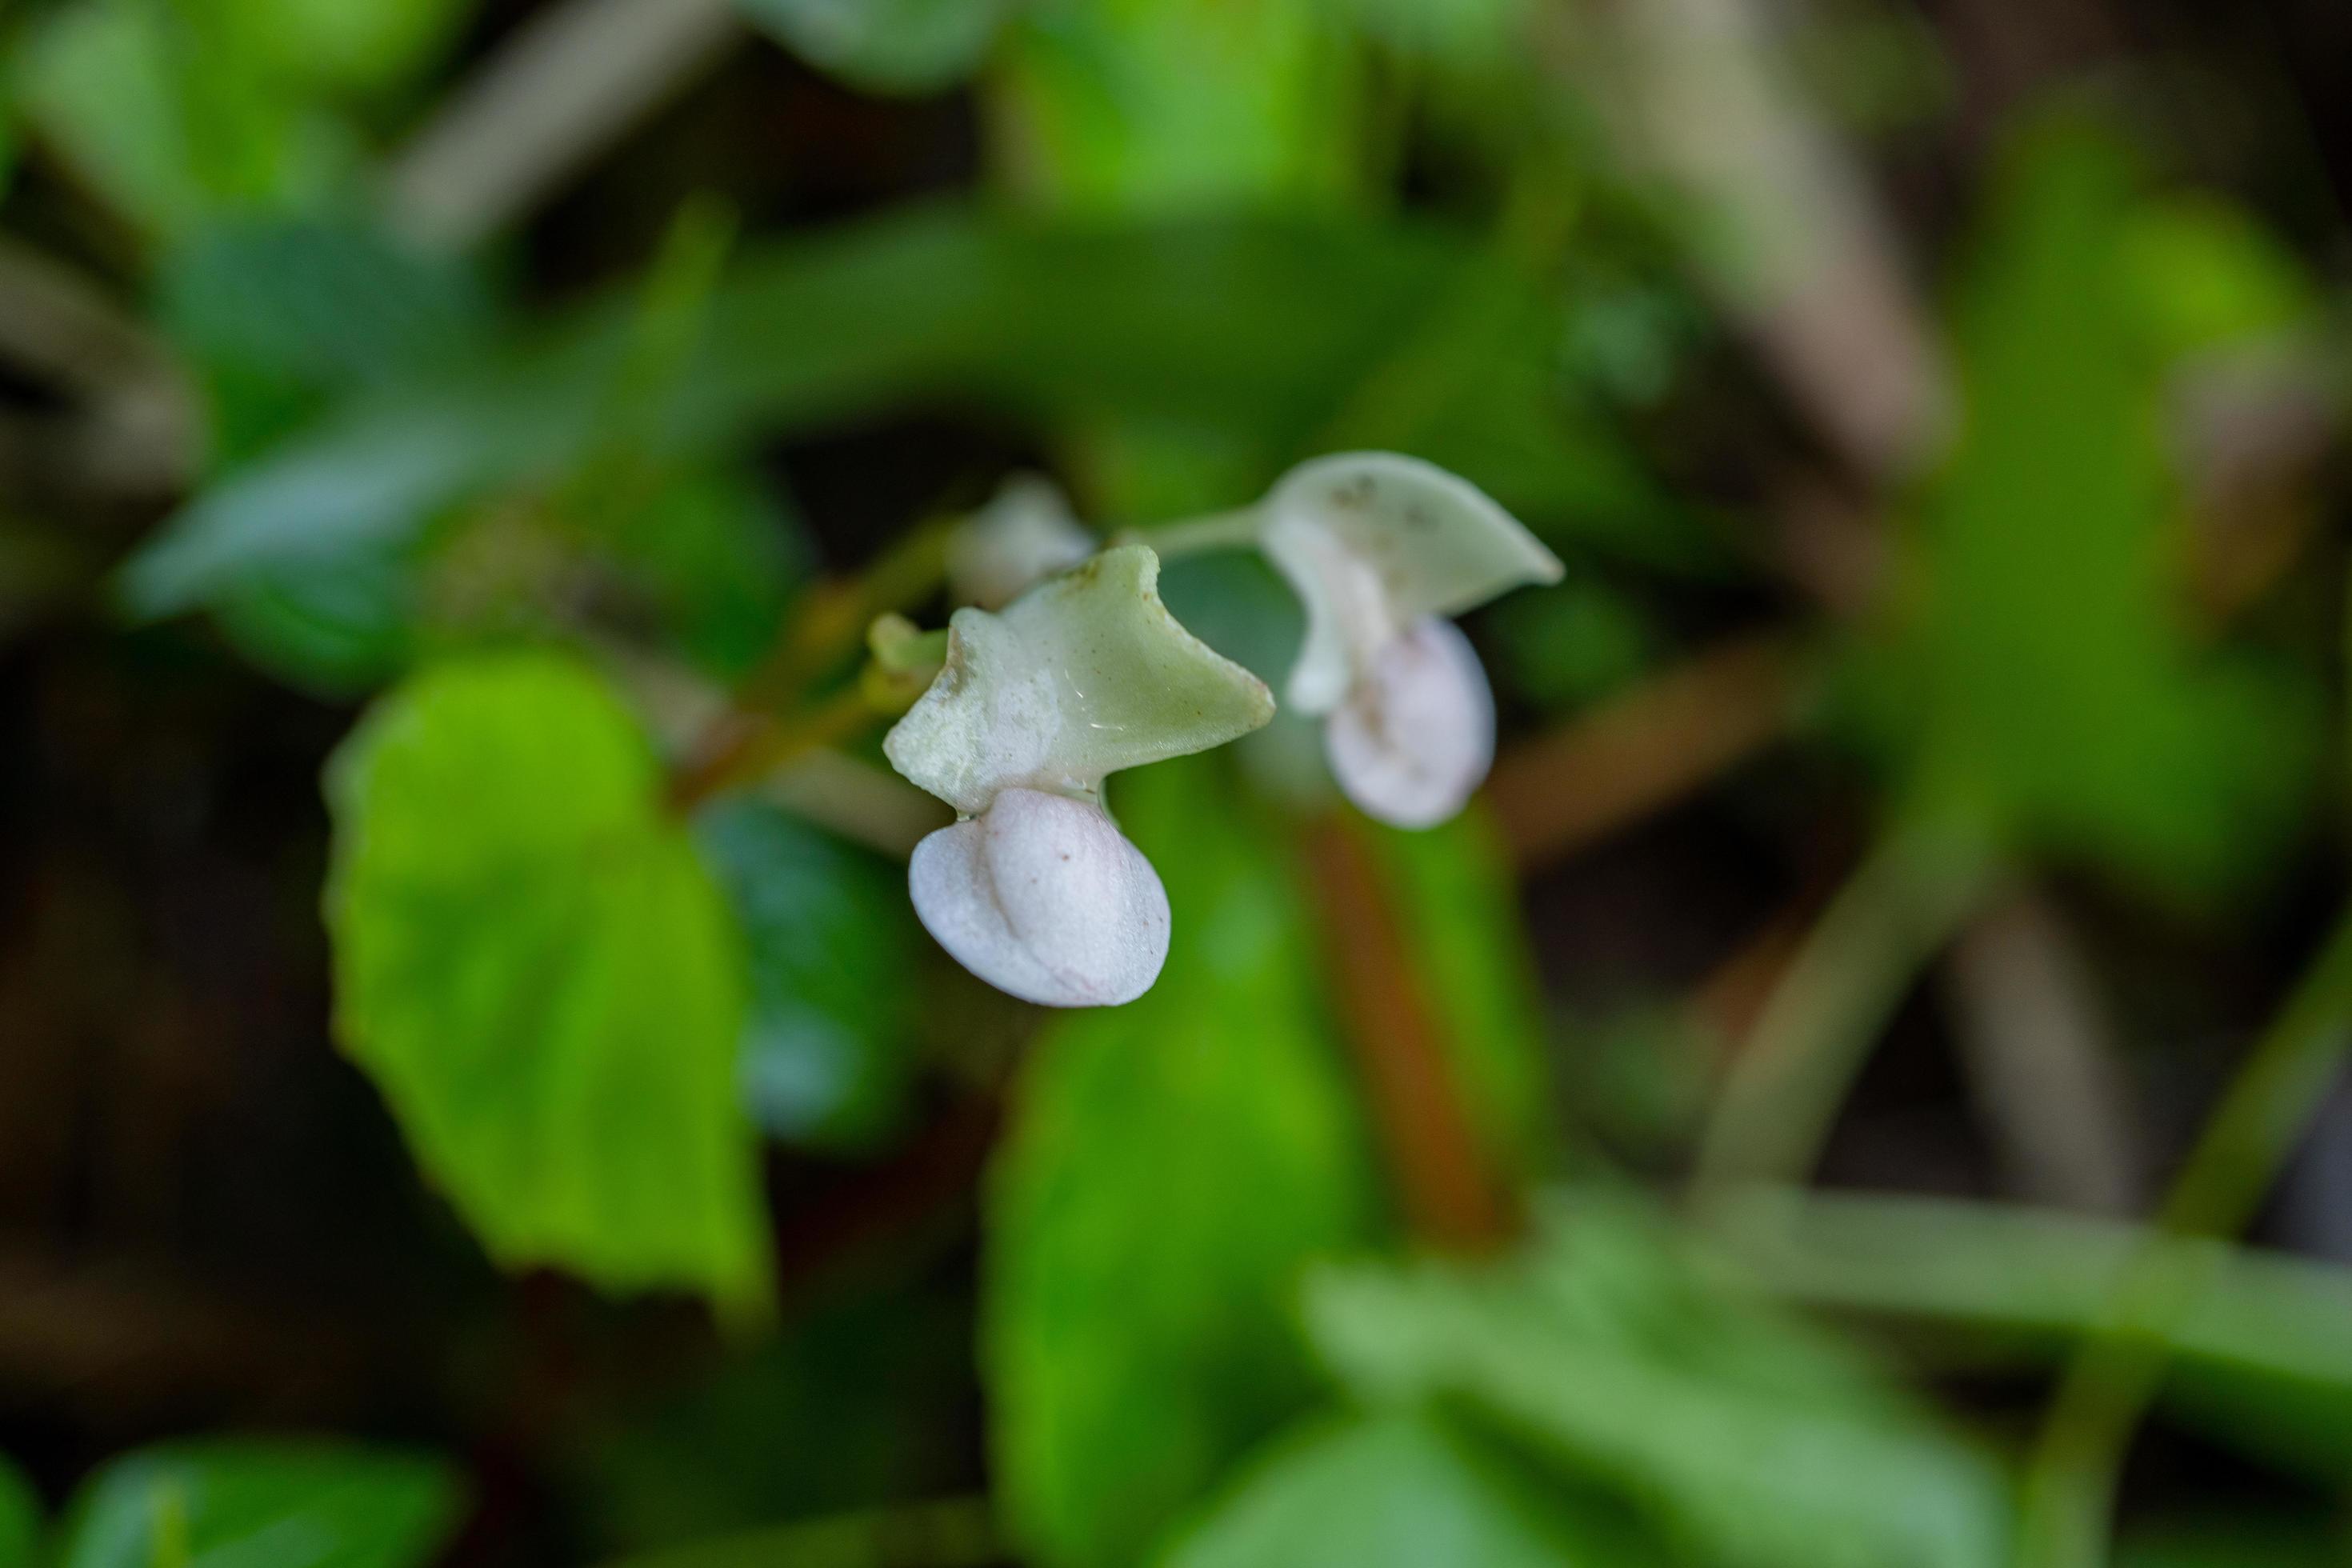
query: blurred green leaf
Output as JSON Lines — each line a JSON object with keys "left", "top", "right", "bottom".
{"left": 2118, "top": 1518, "right": 2346, "bottom": 1568}
{"left": 214, "top": 543, "right": 418, "bottom": 696}
{"left": 14, "top": 0, "right": 352, "bottom": 236}
{"left": 572, "top": 1282, "right": 978, "bottom": 1553}
{"left": 1898, "top": 119, "right": 2317, "bottom": 897}
{"left": 123, "top": 206, "right": 1685, "bottom": 620}
{"left": 1306, "top": 1194, "right": 2011, "bottom": 1568}
{"left": 1361, "top": 810, "right": 1554, "bottom": 1173}
{"left": 159, "top": 214, "right": 487, "bottom": 462}
{"left": 325, "top": 651, "right": 770, "bottom": 1310}
{"left": 737, "top": 0, "right": 1009, "bottom": 94}
{"left": 238, "top": 0, "right": 478, "bottom": 96}
{"left": 0, "top": 1456, "right": 37, "bottom": 1568}
{"left": 55, "top": 1441, "right": 458, "bottom": 1568}
{"left": 1169, "top": 1412, "right": 1661, "bottom": 1568}
{"left": 2115, "top": 195, "right": 2314, "bottom": 364}
{"left": 982, "top": 759, "right": 1378, "bottom": 1567}
{"left": 1482, "top": 578, "right": 1658, "bottom": 710}
{"left": 993, "top": 0, "right": 1358, "bottom": 215}
{"left": 696, "top": 801, "right": 924, "bottom": 1150}
{"left": 594, "top": 468, "right": 804, "bottom": 681}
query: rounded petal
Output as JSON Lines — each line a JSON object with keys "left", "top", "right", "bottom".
{"left": 907, "top": 788, "right": 1170, "bottom": 1007}
{"left": 1324, "top": 618, "right": 1495, "bottom": 830}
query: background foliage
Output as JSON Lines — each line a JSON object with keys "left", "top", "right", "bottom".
{"left": 6, "top": 0, "right": 2352, "bottom": 1564}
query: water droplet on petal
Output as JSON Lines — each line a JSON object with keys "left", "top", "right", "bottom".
{"left": 906, "top": 788, "right": 1170, "bottom": 1006}
{"left": 1325, "top": 617, "right": 1495, "bottom": 830}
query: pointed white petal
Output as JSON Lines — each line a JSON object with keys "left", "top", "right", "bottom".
{"left": 885, "top": 543, "right": 1274, "bottom": 815}
{"left": 947, "top": 474, "right": 1097, "bottom": 610}
{"left": 906, "top": 788, "right": 1170, "bottom": 1007}
{"left": 1262, "top": 510, "right": 1396, "bottom": 717}
{"left": 1324, "top": 618, "right": 1496, "bottom": 830}
{"left": 1269, "top": 454, "right": 1563, "bottom": 626}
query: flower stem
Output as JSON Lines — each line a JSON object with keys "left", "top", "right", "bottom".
{"left": 2018, "top": 906, "right": 2352, "bottom": 1568}
{"left": 1128, "top": 506, "right": 1263, "bottom": 562}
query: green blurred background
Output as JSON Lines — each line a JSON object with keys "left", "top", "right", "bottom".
{"left": 4, "top": 0, "right": 2352, "bottom": 1562}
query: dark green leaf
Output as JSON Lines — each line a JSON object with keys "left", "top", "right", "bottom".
{"left": 1169, "top": 1413, "right": 1660, "bottom": 1568}
{"left": 55, "top": 1441, "right": 459, "bottom": 1568}
{"left": 325, "top": 650, "right": 770, "bottom": 1310}
{"left": 1306, "top": 1194, "right": 2011, "bottom": 1568}
{"left": 122, "top": 206, "right": 1686, "bottom": 619}
{"left": 982, "top": 759, "right": 1379, "bottom": 1567}
{"left": 696, "top": 801, "right": 923, "bottom": 1149}
{"left": 0, "top": 1455, "right": 37, "bottom": 1568}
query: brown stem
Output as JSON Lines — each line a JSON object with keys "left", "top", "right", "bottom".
{"left": 1303, "top": 814, "right": 1517, "bottom": 1252}
{"left": 666, "top": 682, "right": 885, "bottom": 814}
{"left": 1483, "top": 632, "right": 1798, "bottom": 870}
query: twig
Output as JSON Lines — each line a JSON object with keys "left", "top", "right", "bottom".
{"left": 1482, "top": 632, "right": 1798, "bottom": 870}
{"left": 1942, "top": 887, "right": 2142, "bottom": 1215}
{"left": 2018, "top": 907, "right": 2352, "bottom": 1568}
{"left": 382, "top": 0, "right": 746, "bottom": 250}
{"left": 1690, "top": 810, "right": 1993, "bottom": 1195}
{"left": 1302, "top": 814, "right": 1517, "bottom": 1251}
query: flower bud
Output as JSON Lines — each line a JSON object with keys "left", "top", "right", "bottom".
{"left": 946, "top": 474, "right": 1096, "bottom": 610}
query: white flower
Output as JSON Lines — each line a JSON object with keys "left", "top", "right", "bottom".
{"left": 884, "top": 544, "right": 1273, "bottom": 1006}
{"left": 1258, "top": 454, "right": 1562, "bottom": 828}
{"left": 946, "top": 474, "right": 1096, "bottom": 610}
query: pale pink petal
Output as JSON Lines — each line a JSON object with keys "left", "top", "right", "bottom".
{"left": 1324, "top": 618, "right": 1495, "bottom": 830}
{"left": 907, "top": 788, "right": 1170, "bottom": 1007}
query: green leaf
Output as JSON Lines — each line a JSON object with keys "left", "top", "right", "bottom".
{"left": 884, "top": 544, "right": 1274, "bottom": 814}
{"left": 122, "top": 206, "right": 1684, "bottom": 620}
{"left": 1306, "top": 1194, "right": 2011, "bottom": 1568}
{"left": 736, "top": 0, "right": 1008, "bottom": 94}
{"left": 1169, "top": 1413, "right": 1660, "bottom": 1568}
{"left": 1898, "top": 118, "right": 2318, "bottom": 896}
{"left": 696, "top": 802, "right": 924, "bottom": 1150}
{"left": 55, "top": 1441, "right": 459, "bottom": 1568}
{"left": 982, "top": 760, "right": 1379, "bottom": 1566}
{"left": 325, "top": 650, "right": 770, "bottom": 1310}
{"left": 160, "top": 214, "right": 487, "bottom": 462}
{"left": 0, "top": 1455, "right": 38, "bottom": 1568}
{"left": 993, "top": 0, "right": 1360, "bottom": 214}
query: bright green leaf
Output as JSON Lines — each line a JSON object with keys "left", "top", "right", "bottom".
{"left": 697, "top": 801, "right": 924, "bottom": 1150}
{"left": 1306, "top": 1194, "right": 2011, "bottom": 1568}
{"left": 983, "top": 760, "right": 1378, "bottom": 1566}
{"left": 737, "top": 0, "right": 1008, "bottom": 94}
{"left": 1169, "top": 1412, "right": 1661, "bottom": 1568}
{"left": 325, "top": 651, "right": 770, "bottom": 1310}
{"left": 993, "top": 0, "right": 1359, "bottom": 214}
{"left": 55, "top": 1441, "right": 459, "bottom": 1568}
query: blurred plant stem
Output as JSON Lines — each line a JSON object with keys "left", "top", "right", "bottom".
{"left": 1690, "top": 810, "right": 1996, "bottom": 1194}
{"left": 596, "top": 1496, "right": 996, "bottom": 1568}
{"left": 1124, "top": 507, "right": 1262, "bottom": 559}
{"left": 1303, "top": 814, "right": 1517, "bottom": 1252}
{"left": 2018, "top": 906, "right": 2352, "bottom": 1568}
{"left": 383, "top": 0, "right": 745, "bottom": 250}
{"left": 1486, "top": 631, "right": 1800, "bottom": 870}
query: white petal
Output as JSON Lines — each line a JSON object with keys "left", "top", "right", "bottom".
{"left": 1325, "top": 618, "right": 1495, "bottom": 830}
{"left": 884, "top": 544, "right": 1274, "bottom": 816}
{"left": 1262, "top": 510, "right": 1397, "bottom": 717}
{"left": 1268, "top": 454, "right": 1564, "bottom": 624}
{"left": 906, "top": 788, "right": 1170, "bottom": 1006}
{"left": 946, "top": 474, "right": 1097, "bottom": 609}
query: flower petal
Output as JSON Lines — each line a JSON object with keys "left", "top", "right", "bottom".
{"left": 1262, "top": 453, "right": 1561, "bottom": 718}
{"left": 906, "top": 788, "right": 1171, "bottom": 1007}
{"left": 1324, "top": 617, "right": 1496, "bottom": 830}
{"left": 885, "top": 543, "right": 1274, "bottom": 815}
